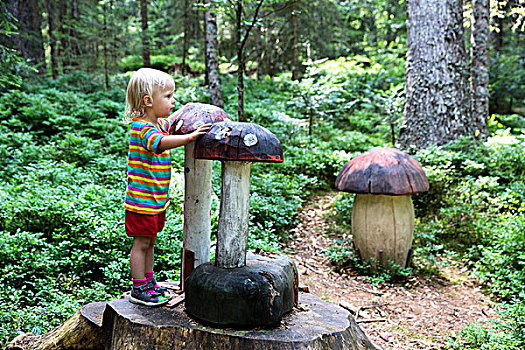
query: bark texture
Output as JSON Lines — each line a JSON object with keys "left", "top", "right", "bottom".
{"left": 182, "top": 0, "right": 189, "bottom": 75}
{"left": 398, "top": 0, "right": 474, "bottom": 149}
{"left": 9, "top": 293, "right": 378, "bottom": 350}
{"left": 471, "top": 0, "right": 490, "bottom": 140}
{"left": 204, "top": 0, "right": 224, "bottom": 107}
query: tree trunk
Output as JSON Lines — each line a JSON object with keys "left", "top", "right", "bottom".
{"left": 182, "top": 0, "right": 189, "bottom": 75}
{"left": 256, "top": 24, "right": 263, "bottom": 80}
{"left": 397, "top": 0, "right": 473, "bottom": 149}
{"left": 216, "top": 161, "right": 251, "bottom": 268}
{"left": 9, "top": 294, "right": 379, "bottom": 350}
{"left": 70, "top": 0, "right": 81, "bottom": 68}
{"left": 235, "top": 0, "right": 264, "bottom": 122}
{"left": 4, "top": 0, "right": 45, "bottom": 74}
{"left": 47, "top": 1, "right": 58, "bottom": 79}
{"left": 205, "top": 0, "right": 224, "bottom": 107}
{"left": 103, "top": 2, "right": 110, "bottom": 89}
{"left": 236, "top": 1, "right": 245, "bottom": 122}
{"left": 203, "top": 6, "right": 208, "bottom": 84}
{"left": 141, "top": 0, "right": 151, "bottom": 67}
{"left": 57, "top": 0, "right": 68, "bottom": 72}
{"left": 471, "top": 0, "right": 490, "bottom": 140}
{"left": 291, "top": 3, "right": 299, "bottom": 81}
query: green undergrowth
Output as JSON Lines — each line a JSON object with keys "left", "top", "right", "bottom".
{"left": 2, "top": 53, "right": 523, "bottom": 348}
{"left": 0, "top": 55, "right": 396, "bottom": 345}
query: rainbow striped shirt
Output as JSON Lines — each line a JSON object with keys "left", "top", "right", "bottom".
{"left": 124, "top": 118, "right": 172, "bottom": 215}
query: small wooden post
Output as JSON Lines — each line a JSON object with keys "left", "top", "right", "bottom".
{"left": 216, "top": 161, "right": 252, "bottom": 268}
{"left": 182, "top": 142, "right": 212, "bottom": 288}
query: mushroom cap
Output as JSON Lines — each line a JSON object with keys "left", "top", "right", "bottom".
{"left": 194, "top": 120, "right": 283, "bottom": 163}
{"left": 169, "top": 103, "right": 231, "bottom": 135}
{"left": 335, "top": 147, "right": 429, "bottom": 195}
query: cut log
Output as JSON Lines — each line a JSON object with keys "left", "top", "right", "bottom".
{"left": 101, "top": 293, "right": 379, "bottom": 349}
{"left": 7, "top": 302, "right": 106, "bottom": 350}
{"left": 185, "top": 251, "right": 298, "bottom": 326}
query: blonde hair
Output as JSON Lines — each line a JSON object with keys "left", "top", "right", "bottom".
{"left": 124, "top": 68, "right": 174, "bottom": 122}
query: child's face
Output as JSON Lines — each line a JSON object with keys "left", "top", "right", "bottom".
{"left": 151, "top": 80, "right": 176, "bottom": 118}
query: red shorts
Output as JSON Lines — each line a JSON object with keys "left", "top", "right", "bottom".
{"left": 125, "top": 210, "right": 166, "bottom": 237}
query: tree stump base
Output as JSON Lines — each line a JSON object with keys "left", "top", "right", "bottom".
{"left": 185, "top": 251, "right": 298, "bottom": 326}
{"left": 102, "top": 293, "right": 378, "bottom": 349}
{"left": 9, "top": 288, "right": 378, "bottom": 349}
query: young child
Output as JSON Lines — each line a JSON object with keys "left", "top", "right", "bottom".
{"left": 124, "top": 68, "right": 210, "bottom": 306}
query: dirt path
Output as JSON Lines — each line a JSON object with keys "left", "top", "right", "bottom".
{"left": 282, "top": 193, "right": 495, "bottom": 350}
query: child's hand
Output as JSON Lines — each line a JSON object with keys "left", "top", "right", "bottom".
{"left": 189, "top": 123, "right": 212, "bottom": 141}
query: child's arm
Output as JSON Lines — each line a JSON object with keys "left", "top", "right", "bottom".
{"left": 158, "top": 123, "right": 211, "bottom": 152}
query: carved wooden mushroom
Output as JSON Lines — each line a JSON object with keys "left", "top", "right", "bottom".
{"left": 185, "top": 120, "right": 296, "bottom": 327}
{"left": 335, "top": 147, "right": 429, "bottom": 269}
{"left": 169, "top": 103, "right": 231, "bottom": 285}
{"left": 194, "top": 120, "right": 283, "bottom": 268}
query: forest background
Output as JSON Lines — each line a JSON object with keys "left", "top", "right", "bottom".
{"left": 0, "top": 0, "right": 524, "bottom": 349}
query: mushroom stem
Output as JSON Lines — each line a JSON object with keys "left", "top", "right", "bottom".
{"left": 216, "top": 161, "right": 252, "bottom": 268}
{"left": 351, "top": 194, "right": 415, "bottom": 269}
{"left": 183, "top": 142, "right": 212, "bottom": 280}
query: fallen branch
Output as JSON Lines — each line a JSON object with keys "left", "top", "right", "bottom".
{"left": 356, "top": 318, "right": 387, "bottom": 324}
{"left": 339, "top": 301, "right": 359, "bottom": 314}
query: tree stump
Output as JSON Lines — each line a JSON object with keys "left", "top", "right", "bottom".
{"left": 9, "top": 291, "right": 378, "bottom": 350}
{"left": 7, "top": 302, "right": 106, "bottom": 350}
{"left": 101, "top": 293, "right": 378, "bottom": 349}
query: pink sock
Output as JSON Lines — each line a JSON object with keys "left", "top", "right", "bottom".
{"left": 145, "top": 271, "right": 161, "bottom": 289}
{"left": 132, "top": 278, "right": 147, "bottom": 287}
{"left": 145, "top": 272, "right": 154, "bottom": 281}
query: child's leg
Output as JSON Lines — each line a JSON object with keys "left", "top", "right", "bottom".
{"left": 144, "top": 236, "right": 156, "bottom": 275}
{"left": 130, "top": 236, "right": 155, "bottom": 280}
{"left": 129, "top": 236, "right": 167, "bottom": 306}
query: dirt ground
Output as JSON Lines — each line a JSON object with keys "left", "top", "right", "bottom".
{"left": 282, "top": 193, "right": 495, "bottom": 350}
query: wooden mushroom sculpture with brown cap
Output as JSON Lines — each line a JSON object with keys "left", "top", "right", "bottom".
{"left": 335, "top": 147, "right": 429, "bottom": 270}
{"left": 194, "top": 119, "right": 283, "bottom": 268}
{"left": 169, "top": 103, "right": 231, "bottom": 285}
{"left": 185, "top": 120, "right": 299, "bottom": 327}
